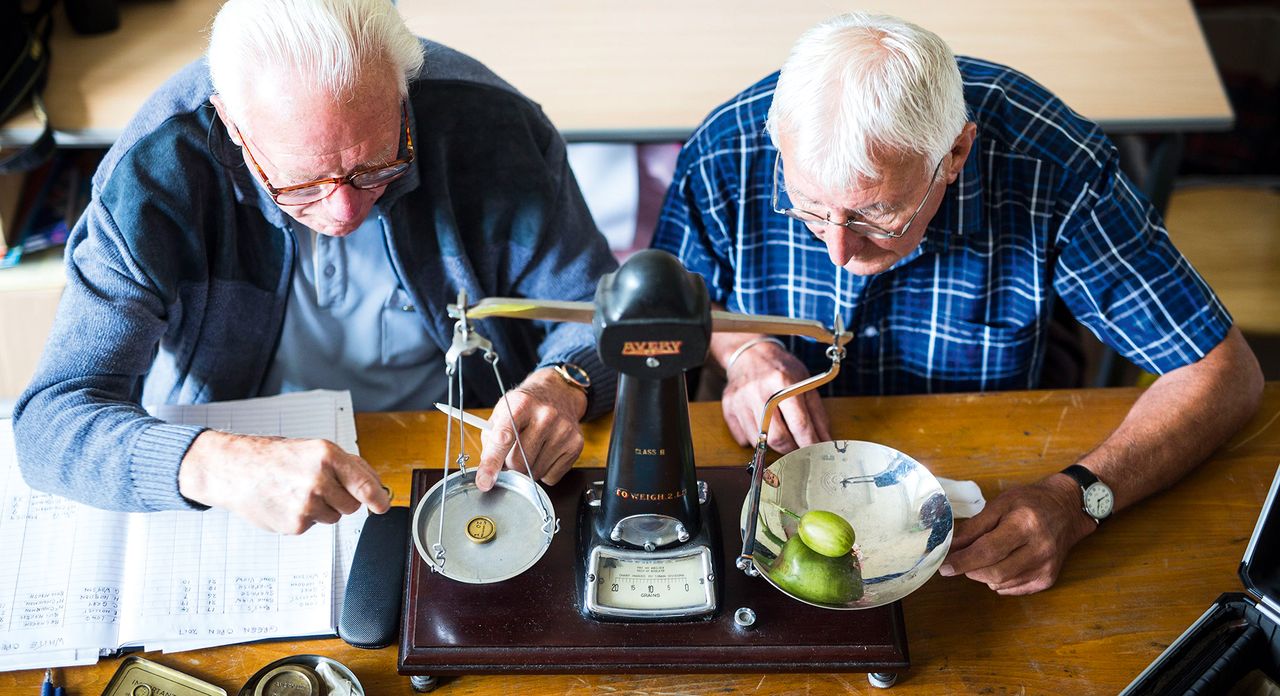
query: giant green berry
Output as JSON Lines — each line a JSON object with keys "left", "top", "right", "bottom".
{"left": 797, "top": 509, "right": 856, "bottom": 558}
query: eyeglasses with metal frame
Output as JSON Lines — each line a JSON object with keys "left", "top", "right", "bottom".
{"left": 771, "top": 152, "right": 945, "bottom": 240}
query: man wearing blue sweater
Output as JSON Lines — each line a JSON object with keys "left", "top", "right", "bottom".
{"left": 13, "top": 0, "right": 617, "bottom": 533}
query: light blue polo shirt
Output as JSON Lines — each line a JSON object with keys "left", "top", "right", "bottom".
{"left": 263, "top": 207, "right": 446, "bottom": 411}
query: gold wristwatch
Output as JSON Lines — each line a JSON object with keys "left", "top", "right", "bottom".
{"left": 551, "top": 362, "right": 591, "bottom": 395}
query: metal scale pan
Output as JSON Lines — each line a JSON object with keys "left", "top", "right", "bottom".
{"left": 743, "top": 440, "right": 953, "bottom": 610}
{"left": 411, "top": 469, "right": 557, "bottom": 585}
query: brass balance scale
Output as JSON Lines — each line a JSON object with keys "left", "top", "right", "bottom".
{"left": 398, "top": 251, "right": 953, "bottom": 691}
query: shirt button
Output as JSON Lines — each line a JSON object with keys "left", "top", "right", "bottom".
{"left": 861, "top": 326, "right": 879, "bottom": 338}
{"left": 323, "top": 265, "right": 336, "bottom": 278}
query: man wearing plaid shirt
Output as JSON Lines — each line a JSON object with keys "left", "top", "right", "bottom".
{"left": 653, "top": 13, "right": 1262, "bottom": 594}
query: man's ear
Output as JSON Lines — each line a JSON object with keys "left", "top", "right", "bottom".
{"left": 946, "top": 122, "right": 977, "bottom": 183}
{"left": 209, "top": 94, "right": 242, "bottom": 147}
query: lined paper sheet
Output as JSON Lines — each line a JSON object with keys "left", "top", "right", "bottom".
{"left": 0, "top": 390, "right": 370, "bottom": 667}
{"left": 118, "top": 510, "right": 336, "bottom": 650}
{"left": 126, "top": 391, "right": 362, "bottom": 652}
{"left": 0, "top": 422, "right": 127, "bottom": 659}
{"left": 0, "top": 648, "right": 101, "bottom": 673}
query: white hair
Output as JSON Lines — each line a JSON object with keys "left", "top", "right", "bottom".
{"left": 208, "top": 0, "right": 424, "bottom": 122}
{"left": 766, "top": 13, "right": 968, "bottom": 191}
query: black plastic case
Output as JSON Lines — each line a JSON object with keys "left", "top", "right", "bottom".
{"left": 1121, "top": 465, "right": 1280, "bottom": 695}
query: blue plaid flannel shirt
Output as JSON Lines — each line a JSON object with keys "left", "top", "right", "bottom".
{"left": 653, "top": 57, "right": 1232, "bottom": 395}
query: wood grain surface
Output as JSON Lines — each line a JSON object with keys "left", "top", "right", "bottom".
{"left": 4, "top": 384, "right": 1279, "bottom": 694}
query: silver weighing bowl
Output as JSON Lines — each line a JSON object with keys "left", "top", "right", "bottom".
{"left": 411, "top": 468, "right": 557, "bottom": 584}
{"left": 741, "top": 440, "right": 952, "bottom": 609}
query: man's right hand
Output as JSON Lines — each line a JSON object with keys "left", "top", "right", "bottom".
{"left": 178, "top": 430, "right": 390, "bottom": 534}
{"left": 720, "top": 336, "right": 832, "bottom": 453}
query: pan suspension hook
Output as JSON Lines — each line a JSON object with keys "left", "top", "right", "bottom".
{"left": 433, "top": 291, "right": 559, "bottom": 569}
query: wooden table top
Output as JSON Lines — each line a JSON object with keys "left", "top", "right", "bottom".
{"left": 5, "top": 383, "right": 1278, "bottom": 694}
{"left": 0, "top": 0, "right": 1231, "bottom": 146}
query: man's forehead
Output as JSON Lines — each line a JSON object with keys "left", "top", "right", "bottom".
{"left": 783, "top": 159, "right": 893, "bottom": 209}
{"left": 233, "top": 60, "right": 399, "bottom": 124}
{"left": 246, "top": 85, "right": 395, "bottom": 127}
{"left": 781, "top": 147, "right": 926, "bottom": 208}
{"left": 241, "top": 88, "right": 398, "bottom": 148}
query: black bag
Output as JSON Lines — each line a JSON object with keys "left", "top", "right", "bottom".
{"left": 0, "top": 0, "right": 58, "bottom": 174}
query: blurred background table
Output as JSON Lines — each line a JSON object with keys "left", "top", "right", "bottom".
{"left": 0, "top": 0, "right": 1231, "bottom": 146}
{"left": 0, "top": 0, "right": 1244, "bottom": 401}
{"left": 4, "top": 384, "right": 1277, "bottom": 694}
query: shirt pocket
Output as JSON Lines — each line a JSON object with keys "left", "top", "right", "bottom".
{"left": 899, "top": 316, "right": 1039, "bottom": 390}
{"left": 381, "top": 287, "right": 436, "bottom": 368}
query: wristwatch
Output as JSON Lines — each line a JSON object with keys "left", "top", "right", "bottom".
{"left": 551, "top": 362, "right": 591, "bottom": 395}
{"left": 1060, "top": 464, "right": 1114, "bottom": 524}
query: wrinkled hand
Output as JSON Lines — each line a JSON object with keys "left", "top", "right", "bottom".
{"left": 178, "top": 431, "right": 390, "bottom": 535}
{"left": 475, "top": 367, "right": 588, "bottom": 491}
{"left": 940, "top": 474, "right": 1096, "bottom": 595}
{"left": 722, "top": 340, "right": 831, "bottom": 453}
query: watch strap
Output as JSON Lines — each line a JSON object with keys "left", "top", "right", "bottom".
{"left": 1060, "top": 464, "right": 1100, "bottom": 489}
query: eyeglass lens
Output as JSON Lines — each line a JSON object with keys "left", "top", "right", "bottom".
{"left": 274, "top": 162, "right": 411, "bottom": 205}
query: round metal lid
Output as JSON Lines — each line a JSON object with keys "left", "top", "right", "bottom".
{"left": 412, "top": 469, "right": 557, "bottom": 584}
{"left": 253, "top": 665, "right": 319, "bottom": 696}
{"left": 237, "top": 655, "right": 363, "bottom": 696}
{"left": 740, "top": 440, "right": 952, "bottom": 610}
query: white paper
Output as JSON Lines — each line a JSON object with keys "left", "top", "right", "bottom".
{"left": 0, "top": 390, "right": 369, "bottom": 669}
{"left": 0, "top": 647, "right": 100, "bottom": 672}
{"left": 938, "top": 477, "right": 986, "bottom": 519}
{"left": 0, "top": 422, "right": 127, "bottom": 658}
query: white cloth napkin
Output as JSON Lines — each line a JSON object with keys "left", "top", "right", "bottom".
{"left": 315, "top": 662, "right": 356, "bottom": 696}
{"left": 938, "top": 477, "right": 986, "bottom": 519}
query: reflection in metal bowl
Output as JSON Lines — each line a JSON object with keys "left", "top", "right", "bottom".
{"left": 741, "top": 440, "right": 952, "bottom": 610}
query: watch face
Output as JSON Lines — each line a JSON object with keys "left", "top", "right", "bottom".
{"left": 555, "top": 363, "right": 591, "bottom": 389}
{"left": 1082, "top": 482, "right": 1114, "bottom": 519}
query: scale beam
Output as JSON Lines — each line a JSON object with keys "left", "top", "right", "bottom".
{"left": 447, "top": 298, "right": 852, "bottom": 347}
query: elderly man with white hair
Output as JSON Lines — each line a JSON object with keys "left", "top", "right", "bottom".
{"left": 654, "top": 13, "right": 1262, "bottom": 594}
{"left": 14, "top": 0, "right": 618, "bottom": 534}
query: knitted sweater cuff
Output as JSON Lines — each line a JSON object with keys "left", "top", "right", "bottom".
{"left": 130, "top": 422, "right": 209, "bottom": 511}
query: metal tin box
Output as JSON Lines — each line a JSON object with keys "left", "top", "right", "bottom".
{"left": 101, "top": 656, "right": 226, "bottom": 696}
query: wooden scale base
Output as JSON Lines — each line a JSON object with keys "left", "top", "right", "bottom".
{"left": 399, "top": 467, "right": 908, "bottom": 678}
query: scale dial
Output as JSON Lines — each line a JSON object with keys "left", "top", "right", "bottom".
{"left": 584, "top": 545, "right": 716, "bottom": 620}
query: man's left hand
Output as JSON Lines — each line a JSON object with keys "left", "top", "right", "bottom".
{"left": 475, "top": 367, "right": 588, "bottom": 491}
{"left": 939, "top": 473, "right": 1096, "bottom": 595}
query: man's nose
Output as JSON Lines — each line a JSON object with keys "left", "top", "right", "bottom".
{"left": 323, "top": 183, "right": 365, "bottom": 222}
{"left": 822, "top": 227, "right": 856, "bottom": 266}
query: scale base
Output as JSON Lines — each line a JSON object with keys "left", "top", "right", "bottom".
{"left": 400, "top": 468, "right": 908, "bottom": 677}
